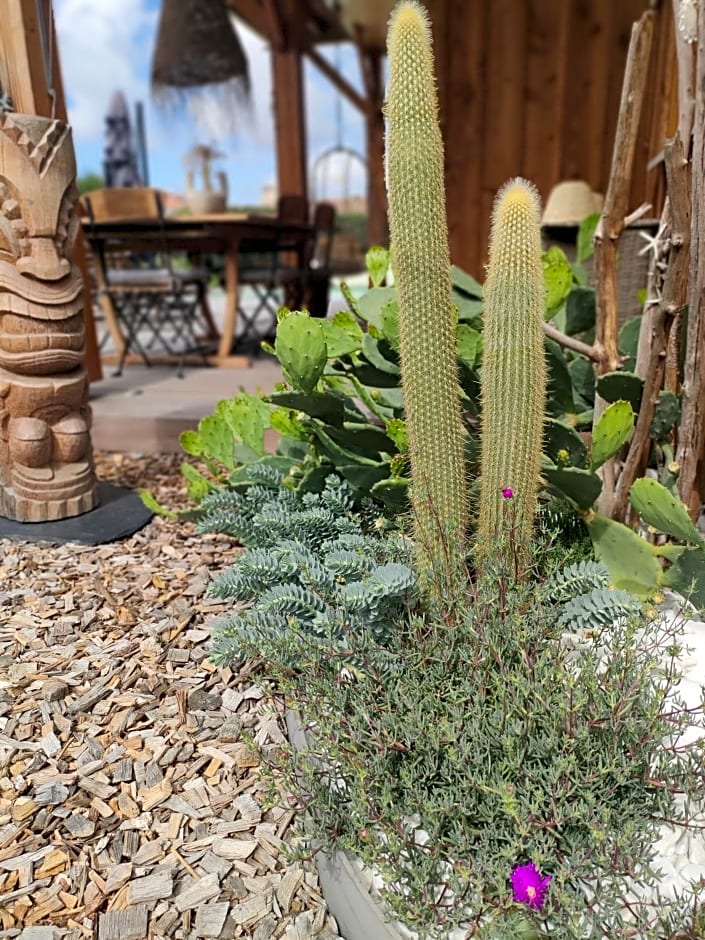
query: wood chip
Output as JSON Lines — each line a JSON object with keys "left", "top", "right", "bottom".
{"left": 98, "top": 906, "right": 149, "bottom": 940}
{"left": 174, "top": 871, "right": 220, "bottom": 911}
{"left": 194, "top": 901, "right": 230, "bottom": 937}
{"left": 0, "top": 452, "right": 335, "bottom": 939}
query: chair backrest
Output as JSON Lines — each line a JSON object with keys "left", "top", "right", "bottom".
{"left": 310, "top": 202, "right": 336, "bottom": 270}
{"left": 84, "top": 188, "right": 173, "bottom": 285}
{"left": 277, "top": 193, "right": 308, "bottom": 224}
{"left": 85, "top": 187, "right": 164, "bottom": 223}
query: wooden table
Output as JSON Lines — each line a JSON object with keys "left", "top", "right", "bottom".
{"left": 82, "top": 213, "right": 314, "bottom": 366}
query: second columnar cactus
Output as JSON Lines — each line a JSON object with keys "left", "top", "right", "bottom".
{"left": 385, "top": 0, "right": 468, "bottom": 601}
{"left": 478, "top": 178, "right": 546, "bottom": 573}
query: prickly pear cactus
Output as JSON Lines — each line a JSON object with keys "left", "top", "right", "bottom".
{"left": 385, "top": 1, "right": 468, "bottom": 599}
{"left": 478, "top": 179, "right": 546, "bottom": 572}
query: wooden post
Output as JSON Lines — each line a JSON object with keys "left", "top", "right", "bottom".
{"left": 592, "top": 11, "right": 655, "bottom": 515}
{"left": 271, "top": 48, "right": 308, "bottom": 204}
{"left": 0, "top": 0, "right": 102, "bottom": 383}
{"left": 676, "top": 0, "right": 705, "bottom": 518}
{"left": 0, "top": 1, "right": 99, "bottom": 521}
{"left": 358, "top": 48, "right": 387, "bottom": 248}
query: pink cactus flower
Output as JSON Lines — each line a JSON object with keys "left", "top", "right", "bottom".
{"left": 511, "top": 862, "right": 551, "bottom": 910}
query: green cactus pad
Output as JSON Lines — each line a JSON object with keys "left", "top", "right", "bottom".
{"left": 596, "top": 371, "right": 644, "bottom": 413}
{"left": 662, "top": 546, "right": 705, "bottom": 608}
{"left": 565, "top": 287, "right": 596, "bottom": 335}
{"left": 619, "top": 317, "right": 642, "bottom": 372}
{"left": 366, "top": 245, "right": 391, "bottom": 287}
{"left": 456, "top": 325, "right": 482, "bottom": 368}
{"left": 275, "top": 311, "right": 327, "bottom": 393}
{"left": 545, "top": 338, "right": 576, "bottom": 414}
{"left": 192, "top": 413, "right": 237, "bottom": 469}
{"left": 320, "top": 312, "right": 364, "bottom": 358}
{"left": 544, "top": 466, "right": 602, "bottom": 511}
{"left": 590, "top": 400, "right": 634, "bottom": 471}
{"left": 542, "top": 246, "right": 574, "bottom": 317}
{"left": 568, "top": 356, "right": 596, "bottom": 409}
{"left": 585, "top": 513, "right": 662, "bottom": 598}
{"left": 362, "top": 333, "right": 401, "bottom": 374}
{"left": 630, "top": 477, "right": 705, "bottom": 546}
{"left": 217, "top": 394, "right": 271, "bottom": 456}
{"left": 544, "top": 418, "right": 588, "bottom": 469}
{"left": 355, "top": 286, "right": 397, "bottom": 329}
{"left": 267, "top": 390, "right": 363, "bottom": 425}
{"left": 650, "top": 389, "right": 681, "bottom": 442}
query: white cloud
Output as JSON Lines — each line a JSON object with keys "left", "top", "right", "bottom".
{"left": 54, "top": 2, "right": 368, "bottom": 201}
{"left": 54, "top": 0, "right": 156, "bottom": 140}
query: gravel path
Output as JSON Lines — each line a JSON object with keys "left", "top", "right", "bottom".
{"left": 0, "top": 453, "right": 339, "bottom": 940}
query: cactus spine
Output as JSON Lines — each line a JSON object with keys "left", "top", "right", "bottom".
{"left": 478, "top": 178, "right": 546, "bottom": 572}
{"left": 385, "top": 1, "right": 467, "bottom": 600}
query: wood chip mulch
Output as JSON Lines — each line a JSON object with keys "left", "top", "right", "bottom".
{"left": 0, "top": 453, "right": 341, "bottom": 940}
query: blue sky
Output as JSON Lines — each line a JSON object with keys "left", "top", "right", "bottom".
{"left": 54, "top": 0, "right": 367, "bottom": 205}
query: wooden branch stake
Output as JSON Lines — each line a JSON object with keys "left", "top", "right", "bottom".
{"left": 611, "top": 133, "right": 689, "bottom": 521}
{"left": 592, "top": 10, "right": 655, "bottom": 514}
{"left": 676, "top": 0, "right": 705, "bottom": 518}
{"left": 593, "top": 10, "right": 656, "bottom": 380}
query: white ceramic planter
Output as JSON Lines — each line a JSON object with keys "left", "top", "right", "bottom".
{"left": 285, "top": 711, "right": 404, "bottom": 940}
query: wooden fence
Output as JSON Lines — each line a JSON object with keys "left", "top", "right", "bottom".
{"left": 431, "top": 0, "right": 676, "bottom": 276}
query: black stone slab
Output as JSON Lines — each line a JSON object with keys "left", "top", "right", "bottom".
{"left": 0, "top": 482, "right": 154, "bottom": 545}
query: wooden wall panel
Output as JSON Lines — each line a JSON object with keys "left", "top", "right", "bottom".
{"left": 523, "top": 0, "right": 570, "bottom": 192}
{"left": 478, "top": 0, "right": 529, "bottom": 263}
{"left": 435, "top": 0, "right": 487, "bottom": 267}
{"left": 434, "top": 0, "right": 668, "bottom": 278}
{"left": 559, "top": 0, "right": 613, "bottom": 185}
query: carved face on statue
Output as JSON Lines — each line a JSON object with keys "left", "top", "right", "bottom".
{"left": 0, "top": 112, "right": 85, "bottom": 375}
{"left": 0, "top": 112, "right": 97, "bottom": 522}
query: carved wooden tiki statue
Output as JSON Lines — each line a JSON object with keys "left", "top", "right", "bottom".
{"left": 0, "top": 112, "right": 98, "bottom": 522}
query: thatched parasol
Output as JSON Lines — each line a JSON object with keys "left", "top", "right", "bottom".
{"left": 150, "top": 0, "right": 251, "bottom": 134}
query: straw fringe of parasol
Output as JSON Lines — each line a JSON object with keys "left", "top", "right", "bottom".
{"left": 150, "top": 0, "right": 251, "bottom": 127}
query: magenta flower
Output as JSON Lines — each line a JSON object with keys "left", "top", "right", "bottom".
{"left": 511, "top": 862, "right": 551, "bottom": 910}
{"left": 501, "top": 487, "right": 514, "bottom": 499}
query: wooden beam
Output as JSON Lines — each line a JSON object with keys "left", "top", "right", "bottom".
{"left": 306, "top": 47, "right": 367, "bottom": 114}
{"left": 0, "top": 0, "right": 102, "bottom": 382}
{"left": 358, "top": 48, "right": 387, "bottom": 247}
{"left": 272, "top": 48, "right": 308, "bottom": 201}
{"left": 226, "top": 0, "right": 272, "bottom": 41}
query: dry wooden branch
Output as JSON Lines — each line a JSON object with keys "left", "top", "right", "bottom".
{"left": 672, "top": 0, "right": 697, "bottom": 145}
{"left": 542, "top": 322, "right": 602, "bottom": 362}
{"left": 611, "top": 135, "right": 690, "bottom": 521}
{"left": 677, "top": 1, "right": 705, "bottom": 518}
{"left": 593, "top": 10, "right": 655, "bottom": 514}
{"left": 594, "top": 10, "right": 656, "bottom": 379}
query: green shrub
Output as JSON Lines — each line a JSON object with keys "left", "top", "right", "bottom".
{"left": 206, "top": 474, "right": 419, "bottom": 664}
{"left": 256, "top": 572, "right": 705, "bottom": 938}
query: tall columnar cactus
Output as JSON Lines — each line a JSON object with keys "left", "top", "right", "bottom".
{"left": 478, "top": 178, "right": 547, "bottom": 572}
{"left": 385, "top": 1, "right": 467, "bottom": 600}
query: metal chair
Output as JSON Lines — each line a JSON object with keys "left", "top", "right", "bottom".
{"left": 236, "top": 195, "right": 313, "bottom": 349}
{"left": 300, "top": 202, "right": 337, "bottom": 318}
{"left": 84, "top": 187, "right": 217, "bottom": 376}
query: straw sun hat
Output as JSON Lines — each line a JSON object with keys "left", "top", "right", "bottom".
{"left": 541, "top": 180, "right": 604, "bottom": 226}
